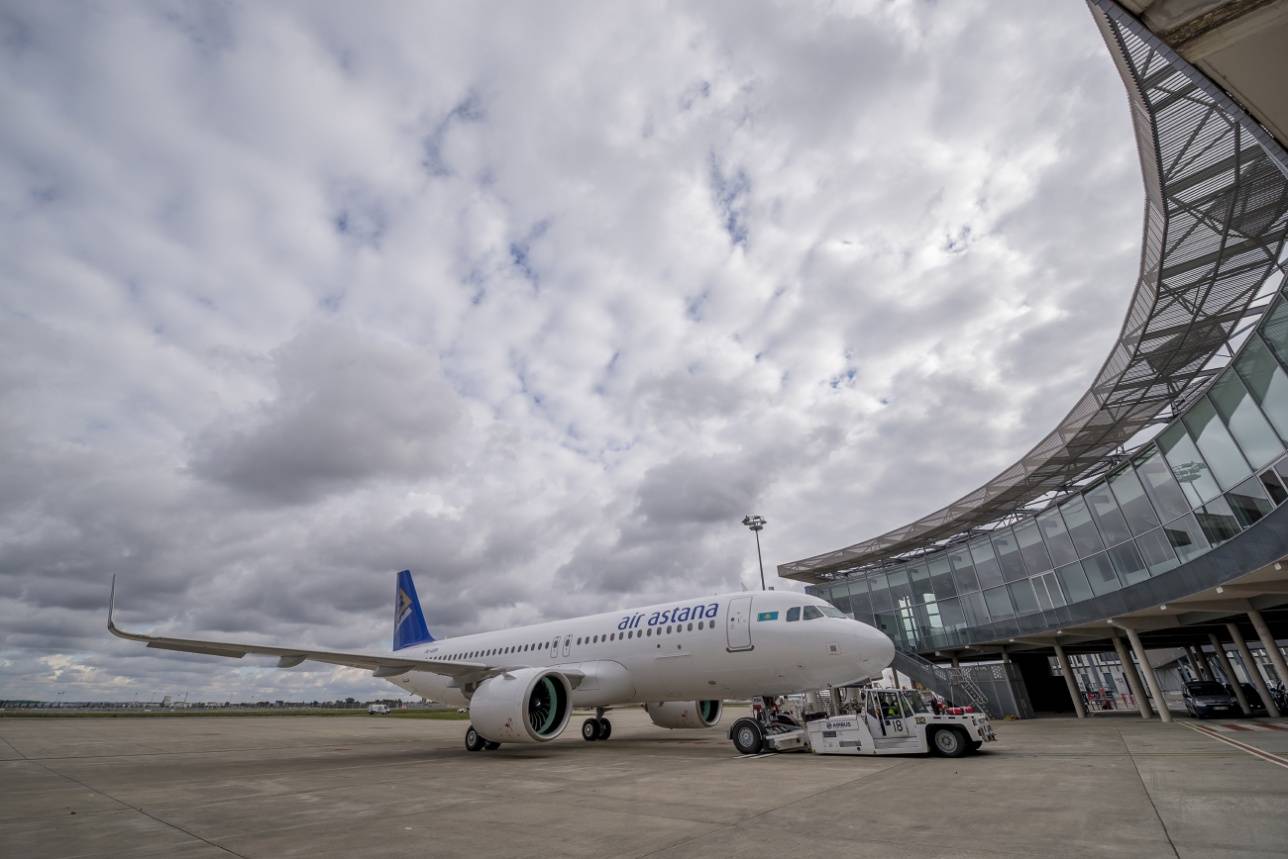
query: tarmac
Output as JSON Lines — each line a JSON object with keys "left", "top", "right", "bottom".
{"left": 3, "top": 708, "right": 1288, "bottom": 859}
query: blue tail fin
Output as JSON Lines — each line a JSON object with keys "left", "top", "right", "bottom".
{"left": 393, "top": 570, "right": 433, "bottom": 651}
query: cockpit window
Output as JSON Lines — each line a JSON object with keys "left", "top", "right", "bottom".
{"left": 786, "top": 606, "right": 801, "bottom": 622}
{"left": 802, "top": 606, "right": 824, "bottom": 620}
{"left": 819, "top": 606, "right": 846, "bottom": 618}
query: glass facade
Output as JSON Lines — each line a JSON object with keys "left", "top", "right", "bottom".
{"left": 1236, "top": 336, "right": 1288, "bottom": 442}
{"left": 1108, "top": 466, "right": 1158, "bottom": 535}
{"left": 811, "top": 288, "right": 1288, "bottom": 653}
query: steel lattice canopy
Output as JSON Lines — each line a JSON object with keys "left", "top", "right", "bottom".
{"left": 781, "top": 0, "right": 1288, "bottom": 583}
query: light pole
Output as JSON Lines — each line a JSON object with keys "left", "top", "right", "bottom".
{"left": 742, "top": 514, "right": 768, "bottom": 590}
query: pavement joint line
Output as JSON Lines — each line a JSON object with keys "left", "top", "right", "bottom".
{"left": 1124, "top": 752, "right": 1243, "bottom": 756}
{"left": 641, "top": 757, "right": 1055, "bottom": 859}
{"left": 0, "top": 734, "right": 29, "bottom": 760}
{"left": 1122, "top": 727, "right": 1181, "bottom": 859}
{"left": 20, "top": 754, "right": 250, "bottom": 859}
{"left": 1184, "top": 722, "right": 1288, "bottom": 770}
{"left": 621, "top": 821, "right": 1041, "bottom": 859}
{"left": 0, "top": 738, "right": 433, "bottom": 763}
{"left": 61, "top": 745, "right": 738, "bottom": 789}
{"left": 9, "top": 716, "right": 1287, "bottom": 856}
{"left": 27, "top": 746, "right": 510, "bottom": 777}
{"left": 631, "top": 754, "right": 916, "bottom": 858}
{"left": 83, "top": 777, "right": 513, "bottom": 824}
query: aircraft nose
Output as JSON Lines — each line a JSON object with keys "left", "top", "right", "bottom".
{"left": 856, "top": 622, "right": 895, "bottom": 672}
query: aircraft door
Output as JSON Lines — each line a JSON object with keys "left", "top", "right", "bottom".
{"left": 549, "top": 636, "right": 560, "bottom": 660}
{"left": 562, "top": 635, "right": 571, "bottom": 658}
{"left": 726, "top": 596, "right": 753, "bottom": 652}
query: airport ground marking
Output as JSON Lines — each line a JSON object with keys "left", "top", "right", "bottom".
{"left": 1211, "top": 721, "right": 1288, "bottom": 733}
{"left": 1184, "top": 722, "right": 1288, "bottom": 771}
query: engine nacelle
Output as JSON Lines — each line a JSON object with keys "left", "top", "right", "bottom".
{"left": 644, "top": 699, "right": 723, "bottom": 729}
{"left": 469, "top": 668, "right": 573, "bottom": 743}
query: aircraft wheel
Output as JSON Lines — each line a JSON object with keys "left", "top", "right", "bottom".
{"left": 465, "top": 725, "right": 487, "bottom": 752}
{"left": 483, "top": 740, "right": 501, "bottom": 751}
{"left": 598, "top": 718, "right": 612, "bottom": 741}
{"left": 931, "top": 727, "right": 967, "bottom": 758}
{"left": 581, "top": 717, "right": 602, "bottom": 741}
{"left": 731, "top": 718, "right": 764, "bottom": 755}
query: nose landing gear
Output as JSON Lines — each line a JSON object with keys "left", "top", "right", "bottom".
{"left": 730, "top": 695, "right": 791, "bottom": 754}
{"left": 731, "top": 718, "right": 764, "bottom": 754}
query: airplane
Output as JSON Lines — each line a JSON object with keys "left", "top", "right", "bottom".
{"left": 108, "top": 570, "right": 895, "bottom": 752}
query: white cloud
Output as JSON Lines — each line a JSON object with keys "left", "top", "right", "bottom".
{"left": 0, "top": 0, "right": 1141, "bottom": 701}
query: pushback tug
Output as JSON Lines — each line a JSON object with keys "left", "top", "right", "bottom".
{"left": 729, "top": 686, "right": 996, "bottom": 757}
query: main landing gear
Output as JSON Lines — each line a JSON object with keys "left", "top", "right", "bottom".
{"left": 465, "top": 725, "right": 501, "bottom": 752}
{"left": 581, "top": 708, "right": 612, "bottom": 741}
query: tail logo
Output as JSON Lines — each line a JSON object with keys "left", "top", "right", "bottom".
{"left": 396, "top": 588, "right": 416, "bottom": 626}
{"left": 392, "top": 570, "right": 434, "bottom": 651}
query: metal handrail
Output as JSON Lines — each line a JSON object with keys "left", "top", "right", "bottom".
{"left": 892, "top": 650, "right": 992, "bottom": 716}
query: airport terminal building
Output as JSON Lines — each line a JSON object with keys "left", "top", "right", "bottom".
{"left": 781, "top": 0, "right": 1288, "bottom": 722}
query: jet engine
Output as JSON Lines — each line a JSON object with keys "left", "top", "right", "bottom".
{"left": 643, "top": 699, "right": 723, "bottom": 729}
{"left": 469, "top": 668, "right": 573, "bottom": 743}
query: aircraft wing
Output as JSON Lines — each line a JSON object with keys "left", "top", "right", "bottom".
{"left": 107, "top": 578, "right": 582, "bottom": 687}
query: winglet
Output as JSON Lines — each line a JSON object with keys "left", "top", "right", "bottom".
{"left": 107, "top": 575, "right": 118, "bottom": 633}
{"left": 107, "top": 575, "right": 146, "bottom": 642}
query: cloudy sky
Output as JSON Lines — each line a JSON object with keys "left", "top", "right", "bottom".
{"left": 0, "top": 0, "right": 1144, "bottom": 703}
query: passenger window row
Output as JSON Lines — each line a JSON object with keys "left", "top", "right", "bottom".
{"left": 438, "top": 618, "right": 718, "bottom": 661}
{"left": 443, "top": 641, "right": 555, "bottom": 661}
{"left": 577, "top": 619, "right": 716, "bottom": 646}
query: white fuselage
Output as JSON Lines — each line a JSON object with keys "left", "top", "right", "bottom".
{"left": 385, "top": 590, "right": 895, "bottom": 708}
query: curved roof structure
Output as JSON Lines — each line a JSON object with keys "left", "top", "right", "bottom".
{"left": 781, "top": 0, "right": 1288, "bottom": 582}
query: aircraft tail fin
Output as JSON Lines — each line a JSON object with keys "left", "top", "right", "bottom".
{"left": 393, "top": 570, "right": 434, "bottom": 651}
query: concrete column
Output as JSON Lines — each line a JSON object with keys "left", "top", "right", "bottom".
{"left": 1192, "top": 644, "right": 1217, "bottom": 682}
{"left": 1052, "top": 641, "right": 1087, "bottom": 719}
{"left": 1121, "top": 626, "right": 1171, "bottom": 723}
{"left": 1247, "top": 608, "right": 1288, "bottom": 689}
{"left": 1181, "top": 645, "right": 1198, "bottom": 680}
{"left": 1111, "top": 631, "right": 1152, "bottom": 719}
{"left": 1208, "top": 632, "right": 1251, "bottom": 716}
{"left": 1227, "top": 622, "right": 1280, "bottom": 718}
{"left": 1183, "top": 645, "right": 1208, "bottom": 681}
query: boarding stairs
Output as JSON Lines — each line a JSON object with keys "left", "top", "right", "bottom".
{"left": 891, "top": 650, "right": 993, "bottom": 716}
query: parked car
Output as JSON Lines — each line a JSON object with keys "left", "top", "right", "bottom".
{"left": 1228, "top": 682, "right": 1267, "bottom": 714}
{"left": 1182, "top": 681, "right": 1239, "bottom": 718}
{"left": 367, "top": 703, "right": 390, "bottom": 715}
